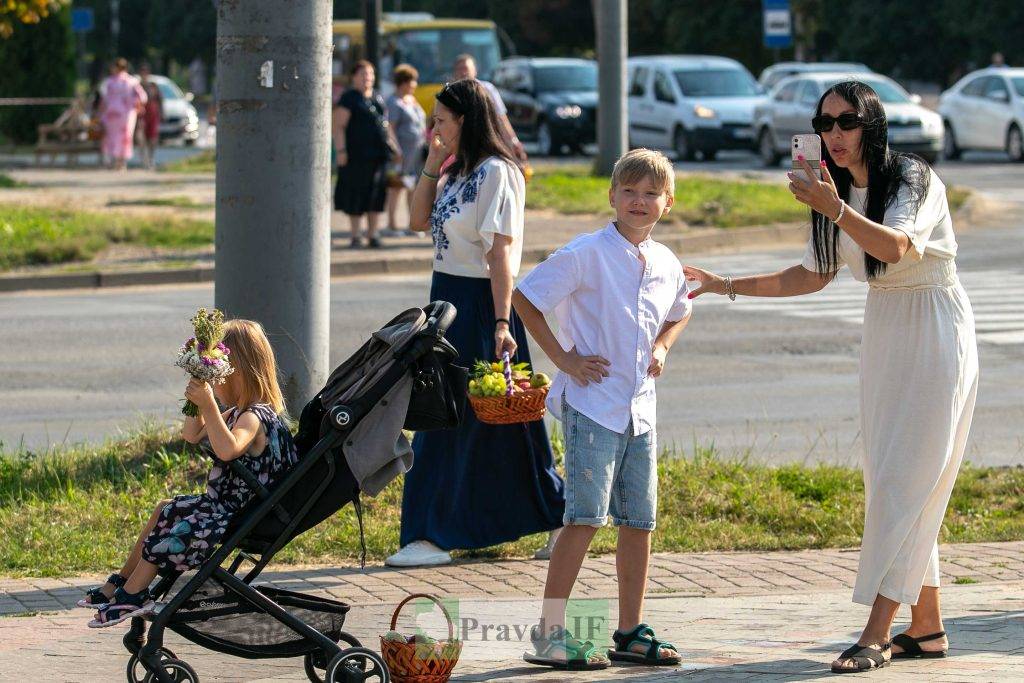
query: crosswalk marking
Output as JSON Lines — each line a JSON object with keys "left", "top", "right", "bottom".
{"left": 694, "top": 263, "right": 1024, "bottom": 346}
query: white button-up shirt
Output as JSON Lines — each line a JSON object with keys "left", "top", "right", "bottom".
{"left": 517, "top": 223, "right": 692, "bottom": 435}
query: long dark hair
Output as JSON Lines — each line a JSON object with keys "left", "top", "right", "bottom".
{"left": 435, "top": 78, "right": 518, "bottom": 177}
{"left": 810, "top": 81, "right": 930, "bottom": 278}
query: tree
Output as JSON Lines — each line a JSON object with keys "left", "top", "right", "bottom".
{"left": 0, "top": 4, "right": 75, "bottom": 144}
{"left": 0, "top": 0, "right": 67, "bottom": 38}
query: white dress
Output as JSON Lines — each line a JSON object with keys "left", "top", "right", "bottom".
{"left": 802, "top": 167, "right": 979, "bottom": 606}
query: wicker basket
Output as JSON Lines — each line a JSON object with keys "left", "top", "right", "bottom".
{"left": 380, "top": 593, "right": 462, "bottom": 683}
{"left": 467, "top": 352, "right": 549, "bottom": 424}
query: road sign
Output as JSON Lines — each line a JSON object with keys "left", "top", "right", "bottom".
{"left": 71, "top": 8, "right": 94, "bottom": 33}
{"left": 762, "top": 0, "right": 792, "bottom": 49}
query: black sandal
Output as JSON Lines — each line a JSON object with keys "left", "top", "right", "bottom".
{"left": 831, "top": 642, "right": 891, "bottom": 673}
{"left": 608, "top": 623, "right": 681, "bottom": 666}
{"left": 892, "top": 631, "right": 948, "bottom": 659}
{"left": 76, "top": 573, "right": 126, "bottom": 608}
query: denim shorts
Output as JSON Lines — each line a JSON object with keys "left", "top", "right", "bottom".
{"left": 562, "top": 399, "right": 657, "bottom": 531}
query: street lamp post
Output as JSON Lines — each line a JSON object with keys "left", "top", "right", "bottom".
{"left": 214, "top": 0, "right": 333, "bottom": 412}
{"left": 594, "top": 0, "right": 628, "bottom": 176}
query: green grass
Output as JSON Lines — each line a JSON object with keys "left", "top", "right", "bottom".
{"left": 2, "top": 425, "right": 1022, "bottom": 578}
{"left": 0, "top": 173, "right": 23, "bottom": 189}
{"left": 106, "top": 196, "right": 212, "bottom": 209}
{"left": 528, "top": 166, "right": 807, "bottom": 228}
{"left": 162, "top": 149, "right": 216, "bottom": 174}
{"left": 946, "top": 186, "right": 971, "bottom": 212}
{"left": 0, "top": 203, "right": 213, "bottom": 270}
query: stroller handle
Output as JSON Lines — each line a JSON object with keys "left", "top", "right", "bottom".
{"left": 424, "top": 300, "right": 457, "bottom": 338}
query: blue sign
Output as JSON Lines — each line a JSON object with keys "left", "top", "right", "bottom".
{"left": 71, "top": 8, "right": 95, "bottom": 33}
{"left": 762, "top": 0, "right": 792, "bottom": 49}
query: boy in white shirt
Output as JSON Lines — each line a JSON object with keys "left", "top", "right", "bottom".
{"left": 513, "top": 149, "right": 692, "bottom": 669}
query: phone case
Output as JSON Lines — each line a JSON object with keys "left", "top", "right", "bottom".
{"left": 792, "top": 134, "right": 822, "bottom": 181}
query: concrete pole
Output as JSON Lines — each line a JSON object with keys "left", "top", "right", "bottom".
{"left": 214, "top": 0, "right": 332, "bottom": 412}
{"left": 594, "top": 0, "right": 627, "bottom": 176}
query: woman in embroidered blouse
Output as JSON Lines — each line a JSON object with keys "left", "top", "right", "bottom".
{"left": 385, "top": 79, "right": 565, "bottom": 568}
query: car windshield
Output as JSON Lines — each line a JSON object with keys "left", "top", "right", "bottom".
{"left": 393, "top": 28, "right": 501, "bottom": 83}
{"left": 156, "top": 80, "right": 184, "bottom": 101}
{"left": 1012, "top": 77, "right": 1024, "bottom": 98}
{"left": 533, "top": 64, "right": 597, "bottom": 93}
{"left": 820, "top": 77, "right": 909, "bottom": 104}
{"left": 674, "top": 68, "right": 759, "bottom": 97}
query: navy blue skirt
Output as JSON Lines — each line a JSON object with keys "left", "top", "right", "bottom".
{"left": 400, "top": 271, "right": 565, "bottom": 550}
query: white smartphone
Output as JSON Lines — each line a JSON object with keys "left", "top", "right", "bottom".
{"left": 792, "top": 134, "right": 822, "bottom": 181}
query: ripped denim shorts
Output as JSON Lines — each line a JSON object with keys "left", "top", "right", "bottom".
{"left": 561, "top": 398, "right": 657, "bottom": 531}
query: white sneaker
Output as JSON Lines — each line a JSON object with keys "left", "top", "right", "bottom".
{"left": 533, "top": 528, "right": 563, "bottom": 560}
{"left": 385, "top": 541, "right": 452, "bottom": 567}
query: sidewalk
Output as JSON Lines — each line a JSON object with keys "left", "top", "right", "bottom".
{"left": 2, "top": 542, "right": 1022, "bottom": 681}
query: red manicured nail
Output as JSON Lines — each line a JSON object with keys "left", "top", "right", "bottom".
{"left": 687, "top": 292, "right": 695, "bottom": 299}
{"left": 797, "top": 153, "right": 805, "bottom": 161}
{"left": 820, "top": 160, "right": 827, "bottom": 167}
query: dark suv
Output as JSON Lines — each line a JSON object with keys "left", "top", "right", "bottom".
{"left": 492, "top": 57, "right": 597, "bottom": 156}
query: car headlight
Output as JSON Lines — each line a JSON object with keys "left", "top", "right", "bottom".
{"left": 694, "top": 105, "right": 716, "bottom": 119}
{"left": 555, "top": 105, "right": 582, "bottom": 119}
{"left": 921, "top": 116, "right": 942, "bottom": 138}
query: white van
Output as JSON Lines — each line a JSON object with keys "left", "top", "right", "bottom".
{"left": 627, "top": 55, "right": 766, "bottom": 161}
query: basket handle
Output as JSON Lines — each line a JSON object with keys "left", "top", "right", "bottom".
{"left": 389, "top": 593, "right": 456, "bottom": 641}
{"left": 502, "top": 351, "right": 513, "bottom": 397}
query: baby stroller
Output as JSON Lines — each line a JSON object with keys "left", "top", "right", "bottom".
{"left": 122, "top": 302, "right": 467, "bottom": 683}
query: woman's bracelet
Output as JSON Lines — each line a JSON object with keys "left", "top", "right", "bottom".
{"left": 421, "top": 169, "right": 440, "bottom": 180}
{"left": 724, "top": 276, "right": 736, "bottom": 301}
{"left": 495, "top": 317, "right": 511, "bottom": 328}
{"left": 833, "top": 200, "right": 846, "bottom": 224}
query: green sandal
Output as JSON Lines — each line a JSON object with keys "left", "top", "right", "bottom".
{"left": 524, "top": 634, "right": 611, "bottom": 670}
{"left": 609, "top": 623, "right": 681, "bottom": 666}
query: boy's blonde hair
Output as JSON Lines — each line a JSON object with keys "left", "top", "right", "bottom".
{"left": 222, "top": 320, "right": 285, "bottom": 414}
{"left": 611, "top": 148, "right": 675, "bottom": 198}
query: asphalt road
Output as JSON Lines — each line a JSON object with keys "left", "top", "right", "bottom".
{"left": 1, "top": 152, "right": 1021, "bottom": 464}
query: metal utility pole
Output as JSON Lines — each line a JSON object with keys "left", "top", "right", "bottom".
{"left": 594, "top": 0, "right": 627, "bottom": 176}
{"left": 110, "top": 0, "right": 120, "bottom": 57}
{"left": 215, "top": 1, "right": 333, "bottom": 411}
{"left": 365, "top": 0, "right": 383, "bottom": 72}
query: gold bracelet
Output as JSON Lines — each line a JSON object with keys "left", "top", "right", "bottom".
{"left": 421, "top": 169, "right": 440, "bottom": 180}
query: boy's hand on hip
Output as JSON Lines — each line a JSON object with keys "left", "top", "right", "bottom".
{"left": 647, "top": 345, "right": 667, "bottom": 377}
{"left": 557, "top": 347, "right": 610, "bottom": 386}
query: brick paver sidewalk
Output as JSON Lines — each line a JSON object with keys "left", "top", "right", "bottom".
{"left": 2, "top": 542, "right": 1022, "bottom": 681}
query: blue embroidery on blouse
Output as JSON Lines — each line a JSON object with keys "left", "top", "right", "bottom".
{"left": 430, "top": 165, "right": 489, "bottom": 262}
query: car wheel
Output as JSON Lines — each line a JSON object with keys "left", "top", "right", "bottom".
{"left": 673, "top": 126, "right": 694, "bottom": 161}
{"left": 1006, "top": 124, "right": 1024, "bottom": 162}
{"left": 759, "top": 128, "right": 781, "bottom": 166}
{"left": 942, "top": 121, "right": 961, "bottom": 160}
{"left": 537, "top": 121, "right": 560, "bottom": 157}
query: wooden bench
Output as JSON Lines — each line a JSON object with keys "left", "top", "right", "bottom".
{"left": 34, "top": 99, "right": 101, "bottom": 166}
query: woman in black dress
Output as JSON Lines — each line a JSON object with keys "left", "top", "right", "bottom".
{"left": 332, "top": 60, "right": 398, "bottom": 249}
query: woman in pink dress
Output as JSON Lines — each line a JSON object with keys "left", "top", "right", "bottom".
{"left": 100, "top": 58, "right": 147, "bottom": 170}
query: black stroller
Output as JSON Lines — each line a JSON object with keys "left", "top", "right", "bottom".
{"left": 123, "top": 302, "right": 467, "bottom": 683}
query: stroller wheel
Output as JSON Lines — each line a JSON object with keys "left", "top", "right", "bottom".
{"left": 325, "top": 647, "right": 389, "bottom": 683}
{"left": 141, "top": 657, "right": 198, "bottom": 683}
{"left": 127, "top": 649, "right": 177, "bottom": 683}
{"left": 304, "top": 634, "right": 362, "bottom": 683}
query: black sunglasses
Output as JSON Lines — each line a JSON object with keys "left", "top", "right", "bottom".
{"left": 811, "top": 112, "right": 864, "bottom": 133}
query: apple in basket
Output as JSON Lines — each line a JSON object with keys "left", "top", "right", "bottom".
{"left": 531, "top": 373, "right": 551, "bottom": 388}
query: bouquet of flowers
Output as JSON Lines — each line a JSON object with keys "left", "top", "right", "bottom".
{"left": 175, "top": 307, "right": 233, "bottom": 417}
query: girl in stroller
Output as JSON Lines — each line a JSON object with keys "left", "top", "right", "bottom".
{"left": 80, "top": 319, "right": 300, "bottom": 628}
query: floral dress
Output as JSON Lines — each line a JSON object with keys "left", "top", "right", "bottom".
{"left": 142, "top": 404, "right": 299, "bottom": 572}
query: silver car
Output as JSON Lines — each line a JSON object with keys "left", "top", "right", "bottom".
{"left": 758, "top": 61, "right": 871, "bottom": 90}
{"left": 148, "top": 75, "right": 200, "bottom": 145}
{"left": 938, "top": 67, "right": 1024, "bottom": 162}
{"left": 754, "top": 72, "right": 943, "bottom": 166}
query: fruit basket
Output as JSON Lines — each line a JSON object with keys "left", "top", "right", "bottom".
{"left": 467, "top": 352, "right": 551, "bottom": 425}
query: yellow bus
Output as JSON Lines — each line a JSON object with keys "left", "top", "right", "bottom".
{"left": 332, "top": 13, "right": 509, "bottom": 114}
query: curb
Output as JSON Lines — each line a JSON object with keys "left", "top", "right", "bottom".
{"left": 0, "top": 194, "right": 991, "bottom": 294}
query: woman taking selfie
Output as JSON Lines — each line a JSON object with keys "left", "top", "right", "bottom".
{"left": 686, "top": 81, "right": 978, "bottom": 674}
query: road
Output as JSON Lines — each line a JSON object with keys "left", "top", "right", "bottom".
{"left": 2, "top": 152, "right": 1022, "bottom": 463}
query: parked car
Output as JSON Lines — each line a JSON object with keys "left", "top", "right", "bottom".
{"left": 627, "top": 55, "right": 766, "bottom": 161}
{"left": 148, "top": 75, "right": 200, "bottom": 145}
{"left": 754, "top": 72, "right": 944, "bottom": 166}
{"left": 758, "top": 61, "right": 871, "bottom": 90}
{"left": 939, "top": 67, "right": 1024, "bottom": 162}
{"left": 491, "top": 57, "right": 597, "bottom": 156}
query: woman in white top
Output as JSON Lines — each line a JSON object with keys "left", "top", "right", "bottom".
{"left": 384, "top": 79, "right": 565, "bottom": 568}
{"left": 687, "top": 81, "right": 978, "bottom": 674}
